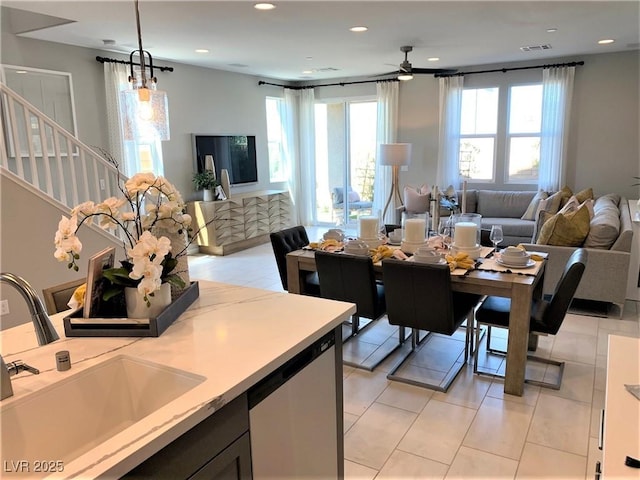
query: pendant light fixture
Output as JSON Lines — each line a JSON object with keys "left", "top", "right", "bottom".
{"left": 121, "top": 0, "right": 170, "bottom": 141}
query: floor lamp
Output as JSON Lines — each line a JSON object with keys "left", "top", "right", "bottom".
{"left": 379, "top": 143, "right": 412, "bottom": 221}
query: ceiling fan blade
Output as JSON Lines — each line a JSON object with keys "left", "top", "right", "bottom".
{"left": 412, "top": 67, "right": 458, "bottom": 75}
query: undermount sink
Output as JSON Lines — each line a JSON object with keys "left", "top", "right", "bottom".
{"left": 1, "top": 355, "right": 205, "bottom": 471}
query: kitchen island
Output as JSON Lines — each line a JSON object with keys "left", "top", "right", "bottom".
{"left": 0, "top": 281, "right": 355, "bottom": 479}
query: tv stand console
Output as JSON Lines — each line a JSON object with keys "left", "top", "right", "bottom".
{"left": 187, "top": 190, "right": 291, "bottom": 255}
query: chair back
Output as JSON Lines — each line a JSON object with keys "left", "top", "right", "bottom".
{"left": 537, "top": 248, "right": 588, "bottom": 334}
{"left": 315, "top": 251, "right": 385, "bottom": 320}
{"left": 382, "top": 259, "right": 462, "bottom": 335}
{"left": 270, "top": 226, "right": 310, "bottom": 290}
{"left": 42, "top": 278, "right": 85, "bottom": 314}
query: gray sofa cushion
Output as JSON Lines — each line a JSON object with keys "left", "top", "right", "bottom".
{"left": 476, "top": 190, "right": 536, "bottom": 218}
{"left": 481, "top": 217, "right": 535, "bottom": 240}
{"left": 583, "top": 194, "right": 621, "bottom": 249}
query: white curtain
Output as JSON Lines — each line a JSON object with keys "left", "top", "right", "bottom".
{"left": 284, "top": 88, "right": 316, "bottom": 225}
{"left": 436, "top": 75, "right": 464, "bottom": 189}
{"left": 538, "top": 66, "right": 575, "bottom": 191}
{"left": 374, "top": 81, "right": 399, "bottom": 224}
{"left": 103, "top": 63, "right": 128, "bottom": 170}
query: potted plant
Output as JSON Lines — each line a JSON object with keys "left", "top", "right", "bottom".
{"left": 193, "top": 170, "right": 218, "bottom": 201}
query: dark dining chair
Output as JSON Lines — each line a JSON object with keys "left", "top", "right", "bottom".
{"left": 315, "top": 251, "right": 398, "bottom": 370}
{"left": 474, "top": 248, "right": 588, "bottom": 390}
{"left": 42, "top": 278, "right": 86, "bottom": 314}
{"left": 381, "top": 258, "right": 481, "bottom": 392}
{"left": 270, "top": 226, "right": 320, "bottom": 296}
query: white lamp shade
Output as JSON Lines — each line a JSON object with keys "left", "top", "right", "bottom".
{"left": 378, "top": 143, "right": 412, "bottom": 166}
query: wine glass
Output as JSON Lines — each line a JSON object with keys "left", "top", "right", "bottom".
{"left": 438, "top": 218, "right": 453, "bottom": 250}
{"left": 489, "top": 225, "right": 504, "bottom": 254}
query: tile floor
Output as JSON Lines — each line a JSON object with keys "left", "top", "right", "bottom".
{"left": 187, "top": 227, "right": 640, "bottom": 480}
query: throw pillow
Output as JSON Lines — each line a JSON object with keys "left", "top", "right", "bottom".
{"left": 536, "top": 204, "right": 591, "bottom": 247}
{"left": 404, "top": 185, "right": 430, "bottom": 213}
{"left": 574, "top": 187, "right": 594, "bottom": 203}
{"left": 521, "top": 189, "right": 549, "bottom": 220}
{"left": 559, "top": 195, "right": 580, "bottom": 215}
{"left": 540, "top": 190, "right": 563, "bottom": 215}
{"left": 581, "top": 198, "right": 595, "bottom": 219}
{"left": 347, "top": 190, "right": 361, "bottom": 203}
{"left": 559, "top": 185, "right": 573, "bottom": 207}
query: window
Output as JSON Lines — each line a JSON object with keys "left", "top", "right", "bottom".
{"left": 507, "top": 84, "right": 542, "bottom": 182}
{"left": 459, "top": 82, "right": 542, "bottom": 185}
{"left": 265, "top": 97, "right": 287, "bottom": 183}
{"left": 459, "top": 87, "right": 499, "bottom": 181}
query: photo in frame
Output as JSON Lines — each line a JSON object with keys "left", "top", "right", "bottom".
{"left": 83, "top": 247, "right": 116, "bottom": 318}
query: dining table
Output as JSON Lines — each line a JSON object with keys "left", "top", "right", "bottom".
{"left": 285, "top": 247, "right": 547, "bottom": 397}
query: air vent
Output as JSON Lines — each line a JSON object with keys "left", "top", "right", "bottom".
{"left": 520, "top": 44, "right": 552, "bottom": 52}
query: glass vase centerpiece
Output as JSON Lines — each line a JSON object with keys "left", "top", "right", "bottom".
{"left": 54, "top": 171, "right": 193, "bottom": 319}
{"left": 401, "top": 212, "right": 429, "bottom": 254}
{"left": 451, "top": 213, "right": 482, "bottom": 259}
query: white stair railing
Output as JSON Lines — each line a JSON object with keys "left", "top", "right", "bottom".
{"left": 0, "top": 82, "right": 124, "bottom": 207}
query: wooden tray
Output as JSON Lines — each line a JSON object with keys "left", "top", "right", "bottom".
{"left": 63, "top": 282, "right": 199, "bottom": 337}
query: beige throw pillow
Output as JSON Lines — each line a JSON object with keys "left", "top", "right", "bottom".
{"left": 559, "top": 186, "right": 573, "bottom": 207}
{"left": 521, "top": 190, "right": 549, "bottom": 220}
{"left": 404, "top": 185, "right": 430, "bottom": 213}
{"left": 574, "top": 187, "right": 594, "bottom": 203}
{"left": 536, "top": 204, "right": 591, "bottom": 246}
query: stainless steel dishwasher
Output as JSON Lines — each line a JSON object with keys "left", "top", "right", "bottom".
{"left": 248, "top": 329, "right": 340, "bottom": 479}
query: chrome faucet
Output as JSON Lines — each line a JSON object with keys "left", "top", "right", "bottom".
{"left": 0, "top": 272, "right": 59, "bottom": 345}
{"left": 1, "top": 355, "right": 39, "bottom": 400}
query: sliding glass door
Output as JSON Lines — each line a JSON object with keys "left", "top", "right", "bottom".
{"left": 314, "top": 99, "right": 377, "bottom": 227}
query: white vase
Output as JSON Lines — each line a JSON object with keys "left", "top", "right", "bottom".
{"left": 125, "top": 283, "right": 171, "bottom": 319}
{"left": 203, "top": 189, "right": 214, "bottom": 202}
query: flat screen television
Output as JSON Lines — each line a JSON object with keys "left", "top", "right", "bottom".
{"left": 193, "top": 134, "right": 258, "bottom": 186}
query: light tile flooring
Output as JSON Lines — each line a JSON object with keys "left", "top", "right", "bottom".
{"left": 187, "top": 227, "right": 640, "bottom": 480}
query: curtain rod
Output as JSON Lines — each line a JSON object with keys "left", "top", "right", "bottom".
{"left": 95, "top": 56, "right": 174, "bottom": 73}
{"left": 258, "top": 78, "right": 398, "bottom": 90}
{"left": 435, "top": 60, "right": 584, "bottom": 78}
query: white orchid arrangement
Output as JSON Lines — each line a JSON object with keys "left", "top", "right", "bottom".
{"left": 54, "top": 172, "right": 192, "bottom": 305}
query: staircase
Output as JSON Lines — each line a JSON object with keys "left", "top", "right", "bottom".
{"left": 0, "top": 82, "right": 123, "bottom": 211}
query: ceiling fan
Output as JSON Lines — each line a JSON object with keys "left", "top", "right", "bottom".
{"left": 382, "top": 46, "right": 457, "bottom": 80}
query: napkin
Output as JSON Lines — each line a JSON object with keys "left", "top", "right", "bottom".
{"left": 371, "top": 245, "right": 395, "bottom": 263}
{"left": 444, "top": 252, "right": 475, "bottom": 272}
{"left": 427, "top": 236, "right": 446, "bottom": 251}
{"left": 308, "top": 239, "right": 343, "bottom": 252}
{"left": 67, "top": 283, "right": 87, "bottom": 310}
{"left": 515, "top": 244, "right": 544, "bottom": 261}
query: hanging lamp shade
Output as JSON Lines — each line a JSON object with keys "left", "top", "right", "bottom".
{"left": 121, "top": 0, "right": 170, "bottom": 141}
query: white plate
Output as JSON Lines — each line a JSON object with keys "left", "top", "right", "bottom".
{"left": 414, "top": 257, "right": 447, "bottom": 265}
{"left": 496, "top": 258, "right": 536, "bottom": 269}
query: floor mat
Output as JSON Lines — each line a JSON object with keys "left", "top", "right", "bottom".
{"left": 568, "top": 298, "right": 610, "bottom": 317}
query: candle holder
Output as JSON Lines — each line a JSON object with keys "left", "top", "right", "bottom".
{"left": 400, "top": 212, "right": 429, "bottom": 254}
{"left": 357, "top": 214, "right": 382, "bottom": 248}
{"left": 451, "top": 213, "right": 482, "bottom": 258}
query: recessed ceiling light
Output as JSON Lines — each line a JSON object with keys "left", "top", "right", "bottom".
{"left": 16, "top": 70, "right": 27, "bottom": 74}
{"left": 254, "top": 3, "right": 275, "bottom": 10}
{"left": 349, "top": 26, "right": 368, "bottom": 32}
{"left": 427, "top": 57, "right": 440, "bottom": 62}
{"left": 546, "top": 28, "right": 558, "bottom": 33}
{"left": 598, "top": 39, "right": 615, "bottom": 44}
{"left": 195, "top": 49, "right": 209, "bottom": 54}
{"left": 302, "top": 70, "right": 314, "bottom": 74}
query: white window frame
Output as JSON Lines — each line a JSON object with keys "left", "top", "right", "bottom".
{"left": 459, "top": 70, "right": 543, "bottom": 190}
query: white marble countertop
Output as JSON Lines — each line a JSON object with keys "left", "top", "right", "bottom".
{"left": 0, "top": 281, "right": 355, "bottom": 479}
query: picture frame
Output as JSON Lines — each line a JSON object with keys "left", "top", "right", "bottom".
{"left": 83, "top": 247, "right": 116, "bottom": 318}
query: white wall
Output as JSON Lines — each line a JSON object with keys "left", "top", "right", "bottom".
{"left": 0, "top": 172, "right": 122, "bottom": 330}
